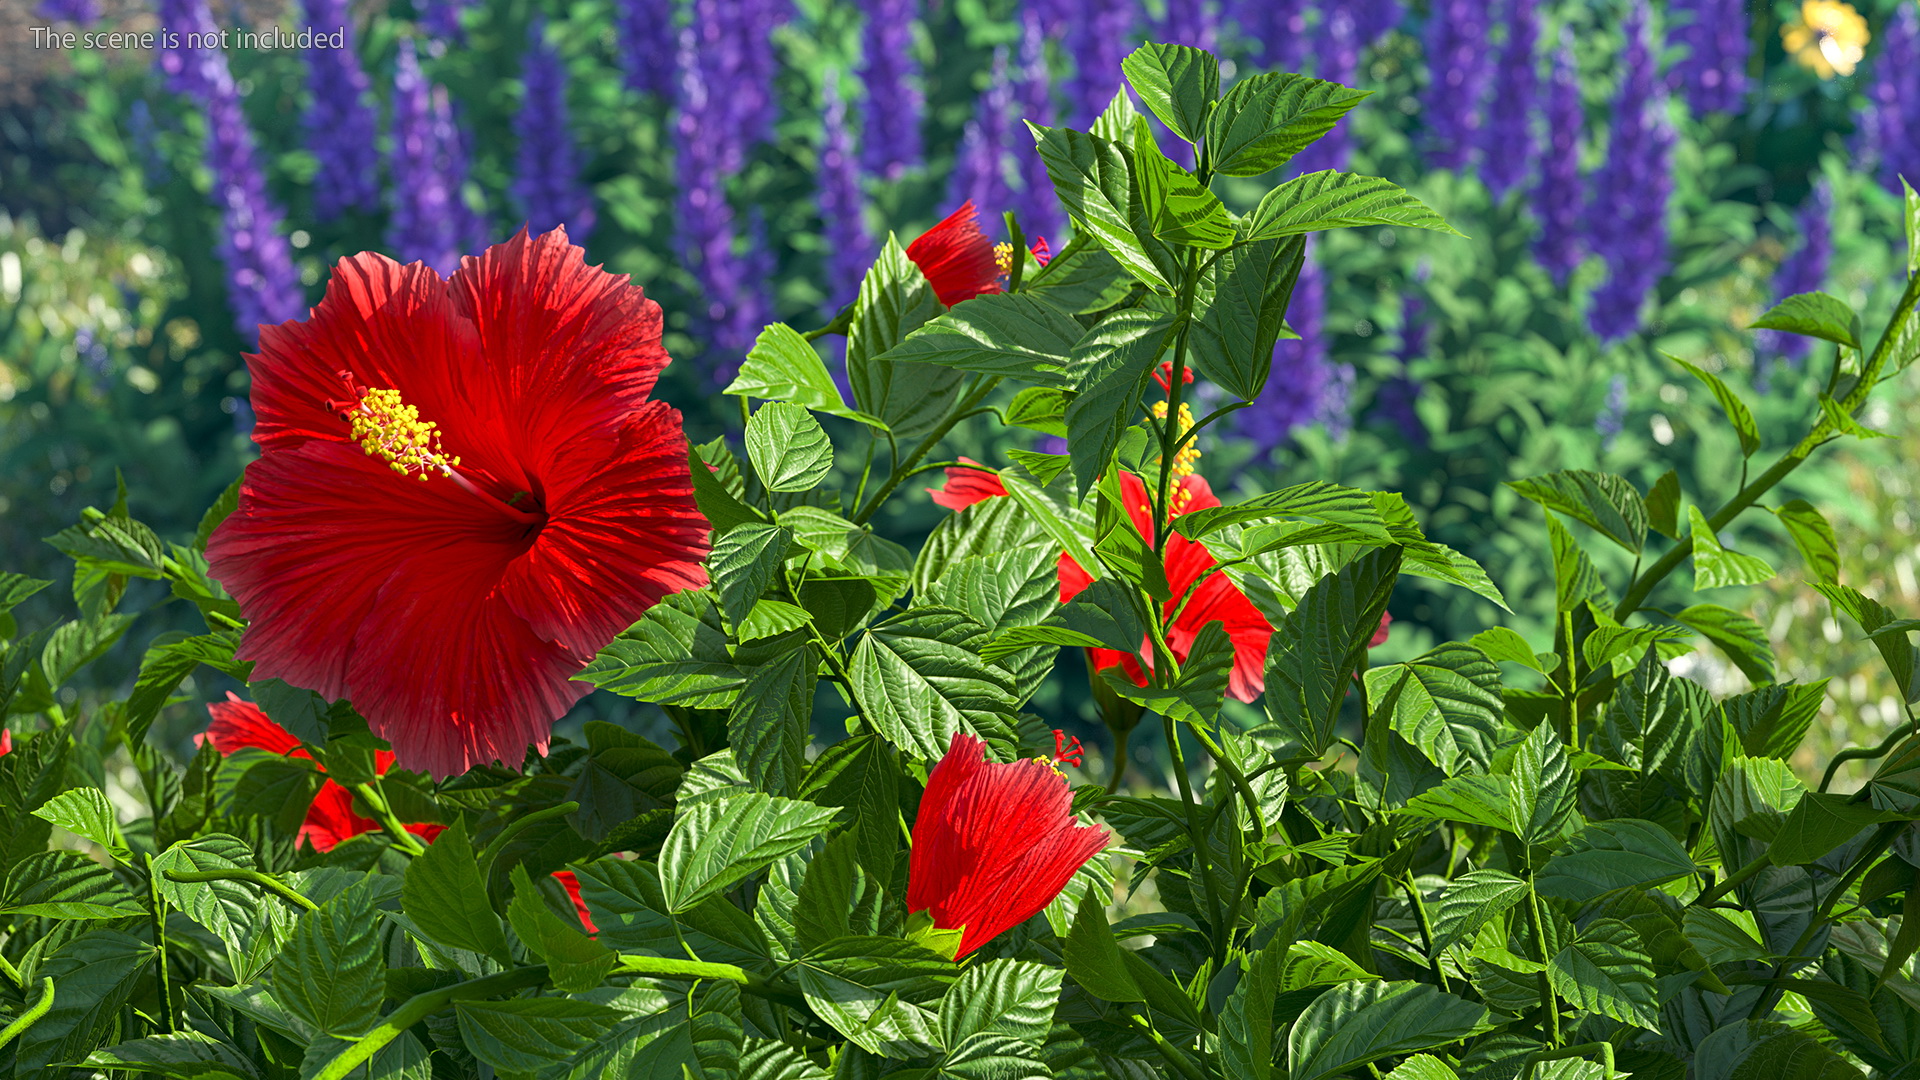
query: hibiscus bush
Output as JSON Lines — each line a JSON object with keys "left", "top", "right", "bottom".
{"left": 9, "top": 40, "right": 1920, "bottom": 1080}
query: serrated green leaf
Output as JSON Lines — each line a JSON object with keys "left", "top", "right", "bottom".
{"left": 1647, "top": 469, "right": 1682, "bottom": 539}
{"left": 1063, "top": 309, "right": 1174, "bottom": 498}
{"left": 1675, "top": 603, "right": 1777, "bottom": 684}
{"left": 1176, "top": 480, "right": 1389, "bottom": 541}
{"left": 1772, "top": 500, "right": 1839, "bottom": 585}
{"left": 851, "top": 606, "right": 1020, "bottom": 760}
{"left": 1252, "top": 546, "right": 1401, "bottom": 760}
{"left": 710, "top": 522, "right": 790, "bottom": 629}
{"left": 1547, "top": 919, "right": 1659, "bottom": 1029}
{"left": 0, "top": 848, "right": 145, "bottom": 919}
{"left": 727, "top": 322, "right": 884, "bottom": 424}
{"left": 1510, "top": 721, "right": 1576, "bottom": 849}
{"left": 153, "top": 834, "right": 292, "bottom": 982}
{"left": 13, "top": 929, "right": 153, "bottom": 1074}
{"left": 659, "top": 792, "right": 839, "bottom": 913}
{"left": 1769, "top": 791, "right": 1894, "bottom": 865}
{"left": 1248, "top": 170, "right": 1462, "bottom": 240}
{"left": 1689, "top": 507, "right": 1775, "bottom": 590}
{"left": 848, "top": 234, "right": 958, "bottom": 438}
{"left": 1132, "top": 129, "right": 1235, "bottom": 248}
{"left": 1426, "top": 870, "right": 1529, "bottom": 954}
{"left": 1536, "top": 819, "right": 1696, "bottom": 900}
{"left": 274, "top": 876, "right": 385, "bottom": 1037}
{"left": 579, "top": 590, "right": 746, "bottom": 708}
{"left": 877, "top": 292, "right": 1085, "bottom": 386}
{"left": 793, "top": 936, "right": 952, "bottom": 1056}
{"left": 1507, "top": 469, "right": 1648, "bottom": 553}
{"left": 33, "top": 786, "right": 132, "bottom": 864}
{"left": 1749, "top": 291, "right": 1862, "bottom": 349}
{"left": 1666, "top": 352, "right": 1763, "bottom": 456}
{"left": 1287, "top": 982, "right": 1492, "bottom": 1080}
{"left": 1028, "top": 122, "right": 1176, "bottom": 290}
{"left": 1187, "top": 234, "right": 1306, "bottom": 400}
{"left": 729, "top": 645, "right": 816, "bottom": 795}
{"left": 456, "top": 997, "right": 626, "bottom": 1073}
{"left": 401, "top": 818, "right": 510, "bottom": 964}
{"left": 939, "top": 958, "right": 1062, "bottom": 1048}
{"left": 747, "top": 401, "right": 835, "bottom": 493}
{"left": 1692, "top": 1019, "right": 1867, "bottom": 1080}
{"left": 1363, "top": 643, "right": 1503, "bottom": 776}
{"left": 1207, "top": 71, "right": 1370, "bottom": 177}
{"left": 506, "top": 865, "right": 615, "bottom": 992}
{"left": 1120, "top": 42, "right": 1217, "bottom": 142}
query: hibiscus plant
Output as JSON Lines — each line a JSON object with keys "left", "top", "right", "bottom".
{"left": 7, "top": 41, "right": 1920, "bottom": 1080}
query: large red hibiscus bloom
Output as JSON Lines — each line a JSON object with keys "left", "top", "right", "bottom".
{"left": 207, "top": 228, "right": 709, "bottom": 778}
{"left": 907, "top": 732, "right": 1108, "bottom": 959}
{"left": 904, "top": 203, "right": 1051, "bottom": 308}
{"left": 201, "top": 692, "right": 446, "bottom": 852}
{"left": 928, "top": 464, "right": 1273, "bottom": 702}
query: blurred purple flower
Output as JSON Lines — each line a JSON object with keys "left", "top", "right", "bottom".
{"left": 616, "top": 0, "right": 678, "bottom": 99}
{"left": 301, "top": 0, "right": 381, "bottom": 221}
{"left": 1287, "top": 5, "right": 1360, "bottom": 175}
{"left": 1860, "top": 2, "right": 1920, "bottom": 191}
{"left": 388, "top": 38, "right": 484, "bottom": 275}
{"left": 418, "top": 0, "right": 470, "bottom": 41}
{"left": 36, "top": 0, "right": 97, "bottom": 21}
{"left": 859, "top": 0, "right": 923, "bottom": 180}
{"left": 1421, "top": 0, "right": 1492, "bottom": 170}
{"left": 1532, "top": 37, "right": 1584, "bottom": 286}
{"left": 156, "top": 0, "right": 304, "bottom": 340}
{"left": 1757, "top": 181, "right": 1834, "bottom": 379}
{"left": 1237, "top": 238, "right": 1330, "bottom": 456}
{"left": 1011, "top": 9, "right": 1065, "bottom": 244}
{"left": 1585, "top": 3, "right": 1674, "bottom": 345}
{"left": 1478, "top": 0, "right": 1539, "bottom": 200}
{"left": 1350, "top": 0, "right": 1404, "bottom": 49}
{"left": 1667, "top": 0, "right": 1748, "bottom": 114}
{"left": 1064, "top": 0, "right": 1136, "bottom": 126}
{"left": 1160, "top": 0, "right": 1218, "bottom": 52}
{"left": 74, "top": 326, "right": 111, "bottom": 395}
{"left": 1596, "top": 373, "right": 1627, "bottom": 448}
{"left": 513, "top": 20, "right": 597, "bottom": 240}
{"left": 820, "top": 75, "right": 873, "bottom": 311}
{"left": 950, "top": 48, "right": 1016, "bottom": 222}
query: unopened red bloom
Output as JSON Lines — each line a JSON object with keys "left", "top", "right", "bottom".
{"left": 906, "top": 203, "right": 1002, "bottom": 307}
{"left": 1370, "top": 611, "right": 1393, "bottom": 648}
{"left": 201, "top": 692, "right": 446, "bottom": 852}
{"left": 927, "top": 466, "right": 1273, "bottom": 702}
{"left": 907, "top": 732, "right": 1108, "bottom": 959}
{"left": 0, "top": 729, "right": 11, "bottom": 755}
{"left": 207, "top": 228, "right": 709, "bottom": 778}
{"left": 554, "top": 869, "right": 597, "bottom": 934}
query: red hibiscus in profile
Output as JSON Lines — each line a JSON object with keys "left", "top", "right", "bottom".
{"left": 907, "top": 732, "right": 1108, "bottom": 959}
{"left": 206, "top": 228, "right": 709, "bottom": 779}
{"left": 927, "top": 465, "right": 1274, "bottom": 703}
{"left": 555, "top": 870, "right": 597, "bottom": 934}
{"left": 904, "top": 203, "right": 1051, "bottom": 308}
{"left": 201, "top": 692, "right": 446, "bottom": 853}
{"left": 0, "top": 729, "right": 11, "bottom": 755}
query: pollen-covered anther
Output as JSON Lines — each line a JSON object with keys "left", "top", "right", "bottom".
{"left": 346, "top": 387, "right": 461, "bottom": 480}
{"left": 1151, "top": 400, "right": 1202, "bottom": 480}
{"left": 993, "top": 241, "right": 1014, "bottom": 277}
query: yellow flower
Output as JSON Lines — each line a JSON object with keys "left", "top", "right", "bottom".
{"left": 1782, "top": 0, "right": 1870, "bottom": 78}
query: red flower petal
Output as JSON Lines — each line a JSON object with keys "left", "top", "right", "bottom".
{"left": 0, "top": 729, "right": 11, "bottom": 756}
{"left": 203, "top": 692, "right": 306, "bottom": 758}
{"left": 208, "top": 228, "right": 709, "bottom": 779}
{"left": 1370, "top": 611, "right": 1393, "bottom": 648}
{"left": 554, "top": 869, "right": 598, "bottom": 934}
{"left": 906, "top": 202, "right": 1002, "bottom": 308}
{"left": 300, "top": 781, "right": 380, "bottom": 852}
{"left": 907, "top": 733, "right": 1108, "bottom": 958}
{"left": 927, "top": 458, "right": 1009, "bottom": 509}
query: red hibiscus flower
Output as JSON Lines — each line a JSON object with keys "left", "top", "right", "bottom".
{"left": 206, "top": 228, "right": 710, "bottom": 778}
{"left": 904, "top": 203, "right": 1051, "bottom": 307}
{"left": 201, "top": 692, "right": 446, "bottom": 853}
{"left": 927, "top": 465, "right": 1273, "bottom": 703}
{"left": 907, "top": 732, "right": 1108, "bottom": 959}
{"left": 554, "top": 869, "right": 597, "bottom": 934}
{"left": 0, "top": 729, "right": 11, "bottom": 755}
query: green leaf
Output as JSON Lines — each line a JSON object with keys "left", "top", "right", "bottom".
{"left": 1131, "top": 130, "right": 1235, "bottom": 248}
{"left": 126, "top": 630, "right": 249, "bottom": 745}
{"left": 1003, "top": 448, "right": 1072, "bottom": 489}
{"left": 1689, "top": 507, "right": 1775, "bottom": 590}
{"left": 1287, "top": 982, "right": 1492, "bottom": 1080}
{"left": 793, "top": 936, "right": 952, "bottom": 1056}
{"left": 400, "top": 817, "right": 510, "bottom": 964}
{"left": 0, "top": 572, "right": 51, "bottom": 615}
{"left": 1509, "top": 721, "right": 1576, "bottom": 849}
{"left": 1187, "top": 235, "right": 1307, "bottom": 400}
{"left": 1248, "top": 170, "right": 1462, "bottom": 240}
{"left": 1674, "top": 604, "right": 1777, "bottom": 684}
{"left": 1252, "top": 546, "right": 1401, "bottom": 760}
{"left": 1220, "top": 938, "right": 1285, "bottom": 1080}
{"left": 1402, "top": 774, "right": 1516, "bottom": 832}
{"left": 1469, "top": 627, "right": 1546, "bottom": 672}
{"left": 1547, "top": 919, "right": 1659, "bottom": 1029}
{"left": 1692, "top": 1019, "right": 1867, "bottom": 1080}
{"left": 1063, "top": 309, "right": 1174, "bottom": 497}
{"left": 1546, "top": 516, "right": 1605, "bottom": 614}
{"left": 1507, "top": 470, "right": 1648, "bottom": 553}
{"left": 727, "top": 322, "right": 883, "bottom": 424}
{"left": 746, "top": 401, "right": 834, "bottom": 493}
{"left": 1028, "top": 122, "right": 1175, "bottom": 290}
{"left": 1769, "top": 791, "right": 1894, "bottom": 865}
{"left": 1206, "top": 71, "right": 1369, "bottom": 177}
{"left": 43, "top": 506, "right": 167, "bottom": 578}
{"left": 195, "top": 475, "right": 242, "bottom": 552}
{"left": 1426, "top": 870, "right": 1529, "bottom": 954}
{"left": 798, "top": 734, "right": 902, "bottom": 885}
{"left": 931, "top": 1032, "right": 1049, "bottom": 1079}
{"left": 939, "top": 959, "right": 1062, "bottom": 1048}
{"left": 1004, "top": 386, "right": 1070, "bottom": 436}
{"left": 659, "top": 792, "right": 839, "bottom": 913}
{"left": 1101, "top": 620, "right": 1233, "bottom": 725}
{"left": 245, "top": 678, "right": 328, "bottom": 747}
{"left": 13, "top": 929, "right": 153, "bottom": 1074}
{"left": 847, "top": 234, "right": 958, "bottom": 438}
{"left": 36, "top": 614, "right": 135, "bottom": 696}
{"left": 710, "top": 523, "right": 790, "bottom": 630}
{"left": 1813, "top": 582, "right": 1919, "bottom": 701}
{"left": 1535, "top": 819, "right": 1697, "bottom": 901}
{"left": 456, "top": 997, "right": 626, "bottom": 1073}
{"left": 1176, "top": 480, "right": 1389, "bottom": 541}
{"left": 0, "top": 848, "right": 145, "bottom": 919}
{"left": 1819, "top": 394, "right": 1892, "bottom": 439}
{"left": 850, "top": 606, "right": 1019, "bottom": 760}
{"left": 1772, "top": 500, "right": 1839, "bottom": 585}
{"left": 580, "top": 590, "right": 746, "bottom": 708}
{"left": 1647, "top": 470, "right": 1682, "bottom": 539}
{"left": 1722, "top": 680, "right": 1828, "bottom": 761}
{"left": 1120, "top": 42, "right": 1217, "bottom": 142}
{"left": 152, "top": 834, "right": 289, "bottom": 981}
{"left": 1749, "top": 291, "right": 1862, "bottom": 350}
{"left": 84, "top": 1031, "right": 262, "bottom": 1078}
{"left": 1063, "top": 887, "right": 1143, "bottom": 1003}
{"left": 690, "top": 441, "right": 765, "bottom": 536}
{"left": 1023, "top": 239, "right": 1134, "bottom": 317}
{"left": 506, "top": 866, "right": 615, "bottom": 992}
{"left": 728, "top": 644, "right": 816, "bottom": 796}
{"left": 1386, "top": 1057, "right": 1462, "bottom": 1080}
{"left": 1363, "top": 643, "right": 1504, "bottom": 776}
{"left": 274, "top": 876, "right": 385, "bottom": 1037}
{"left": 878, "top": 292, "right": 1085, "bottom": 385}
{"left": 739, "top": 1039, "right": 833, "bottom": 1080}
{"left": 32, "top": 786, "right": 132, "bottom": 864}
{"left": 1666, "top": 353, "right": 1763, "bottom": 457}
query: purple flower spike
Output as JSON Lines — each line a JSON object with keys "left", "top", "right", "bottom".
{"left": 950, "top": 47, "right": 1016, "bottom": 222}
{"left": 1668, "top": 0, "right": 1748, "bottom": 115}
{"left": 301, "top": 0, "right": 381, "bottom": 221}
{"left": 1860, "top": 3, "right": 1920, "bottom": 192}
{"left": 1287, "top": 6, "right": 1360, "bottom": 175}
{"left": 1237, "top": 238, "right": 1330, "bottom": 457}
{"left": 1160, "top": 0, "right": 1218, "bottom": 52}
{"left": 1421, "top": 0, "right": 1492, "bottom": 170}
{"left": 1757, "top": 181, "right": 1834, "bottom": 379}
{"left": 1350, "top": 0, "right": 1404, "bottom": 49}
{"left": 859, "top": 0, "right": 924, "bottom": 180}
{"left": 1532, "top": 36, "right": 1584, "bottom": 286}
{"left": 1478, "top": 0, "right": 1539, "bottom": 200}
{"left": 36, "top": 0, "right": 98, "bottom": 22}
{"left": 388, "top": 38, "right": 484, "bottom": 276}
{"left": 616, "top": 0, "right": 678, "bottom": 99}
{"left": 513, "top": 20, "right": 597, "bottom": 240}
{"left": 820, "top": 75, "right": 874, "bottom": 311}
{"left": 155, "top": 0, "right": 304, "bottom": 340}
{"left": 1012, "top": 10, "right": 1065, "bottom": 243}
{"left": 418, "top": 0, "right": 470, "bottom": 41}
{"left": 1585, "top": 2, "right": 1674, "bottom": 345}
{"left": 1596, "top": 373, "right": 1628, "bottom": 449}
{"left": 1231, "top": 0, "right": 1308, "bottom": 71}
{"left": 1064, "top": 0, "right": 1137, "bottom": 127}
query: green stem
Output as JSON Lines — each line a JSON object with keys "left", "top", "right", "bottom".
{"left": 1400, "top": 876, "right": 1448, "bottom": 991}
{"left": 164, "top": 868, "right": 319, "bottom": 912}
{"left": 476, "top": 801, "right": 581, "bottom": 875}
{"left": 1105, "top": 723, "right": 1132, "bottom": 795}
{"left": 0, "top": 978, "right": 53, "bottom": 1050}
{"left": 804, "top": 304, "right": 853, "bottom": 341}
{"left": 1820, "top": 716, "right": 1919, "bottom": 792}
{"left": 612, "top": 954, "right": 809, "bottom": 1009}
{"left": 350, "top": 782, "right": 428, "bottom": 857}
{"left": 1748, "top": 821, "right": 1905, "bottom": 1021}
{"left": 0, "top": 951, "right": 21, "bottom": 989}
{"left": 1164, "top": 714, "right": 1227, "bottom": 969}
{"left": 1694, "top": 852, "right": 1772, "bottom": 907}
{"left": 1152, "top": 249, "right": 1202, "bottom": 558}
{"left": 1180, "top": 721, "right": 1266, "bottom": 840}
{"left": 1525, "top": 885, "right": 1560, "bottom": 1046}
{"left": 851, "top": 376, "right": 1002, "bottom": 525}
{"left": 144, "top": 854, "right": 174, "bottom": 1034}
{"left": 312, "top": 967, "right": 550, "bottom": 1080}
{"left": 1127, "top": 1012, "right": 1208, "bottom": 1080}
